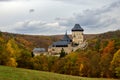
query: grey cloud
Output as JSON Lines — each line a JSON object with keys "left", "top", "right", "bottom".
{"left": 53, "top": 0, "right": 95, "bottom": 4}
{"left": 0, "top": 0, "right": 11, "bottom": 1}
{"left": 55, "top": 1, "right": 120, "bottom": 34}
{"left": 93, "top": 0, "right": 120, "bottom": 15}
{"left": 52, "top": 0, "right": 116, "bottom": 6}
{"left": 14, "top": 20, "right": 46, "bottom": 34}
{"left": 53, "top": 0, "right": 87, "bottom": 4}
{"left": 29, "top": 9, "right": 35, "bottom": 13}
{"left": 1, "top": 0, "right": 120, "bottom": 35}
{"left": 12, "top": 20, "right": 67, "bottom": 35}
{"left": 6, "top": 0, "right": 120, "bottom": 35}
{"left": 0, "top": 0, "right": 31, "bottom": 2}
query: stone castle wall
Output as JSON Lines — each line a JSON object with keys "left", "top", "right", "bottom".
{"left": 48, "top": 42, "right": 88, "bottom": 54}
{"left": 48, "top": 24, "right": 85, "bottom": 55}
{"left": 72, "top": 31, "right": 84, "bottom": 44}
{"left": 48, "top": 44, "right": 73, "bottom": 54}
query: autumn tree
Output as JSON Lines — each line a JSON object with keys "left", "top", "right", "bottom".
{"left": 76, "top": 54, "right": 91, "bottom": 77}
{"left": 47, "top": 56, "right": 58, "bottom": 72}
{"left": 52, "top": 58, "right": 67, "bottom": 74}
{"left": 64, "top": 52, "right": 79, "bottom": 75}
{"left": 0, "top": 39, "right": 18, "bottom": 67}
{"left": 17, "top": 50, "right": 33, "bottom": 69}
{"left": 100, "top": 40, "right": 115, "bottom": 77}
{"left": 87, "top": 50, "right": 101, "bottom": 77}
{"left": 111, "top": 49, "right": 120, "bottom": 78}
{"left": 115, "top": 67, "right": 120, "bottom": 78}
{"left": 6, "top": 58, "right": 17, "bottom": 67}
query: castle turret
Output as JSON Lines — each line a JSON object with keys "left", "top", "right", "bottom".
{"left": 72, "top": 24, "right": 84, "bottom": 44}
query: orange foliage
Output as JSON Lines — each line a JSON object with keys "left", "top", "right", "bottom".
{"left": 103, "top": 40, "right": 114, "bottom": 55}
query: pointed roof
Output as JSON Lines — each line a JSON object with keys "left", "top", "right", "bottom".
{"left": 62, "top": 31, "right": 72, "bottom": 41}
{"left": 52, "top": 31, "right": 72, "bottom": 47}
{"left": 72, "top": 24, "right": 84, "bottom": 31}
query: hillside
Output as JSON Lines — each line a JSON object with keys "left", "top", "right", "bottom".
{"left": 0, "top": 30, "right": 120, "bottom": 78}
{"left": 1, "top": 32, "right": 60, "bottom": 51}
{"left": 0, "top": 65, "right": 117, "bottom": 80}
{"left": 1, "top": 32, "right": 97, "bottom": 51}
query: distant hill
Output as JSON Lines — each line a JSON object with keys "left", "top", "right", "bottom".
{"left": 97, "top": 30, "right": 120, "bottom": 39}
{"left": 0, "top": 32, "right": 97, "bottom": 51}
{"left": 1, "top": 32, "right": 60, "bottom": 51}
{"left": 1, "top": 30, "right": 120, "bottom": 51}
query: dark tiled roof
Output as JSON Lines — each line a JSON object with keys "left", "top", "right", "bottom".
{"left": 52, "top": 32, "right": 72, "bottom": 47}
{"left": 53, "top": 40, "right": 70, "bottom": 46}
{"left": 72, "top": 24, "right": 84, "bottom": 31}
{"left": 62, "top": 32, "right": 72, "bottom": 42}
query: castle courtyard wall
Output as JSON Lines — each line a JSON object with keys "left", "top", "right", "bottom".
{"left": 48, "top": 45, "right": 73, "bottom": 54}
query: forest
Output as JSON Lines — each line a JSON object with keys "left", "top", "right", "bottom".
{"left": 0, "top": 30, "right": 120, "bottom": 78}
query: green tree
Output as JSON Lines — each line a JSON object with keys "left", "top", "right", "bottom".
{"left": 64, "top": 52, "right": 79, "bottom": 75}
{"left": 47, "top": 56, "right": 58, "bottom": 71}
{"left": 60, "top": 48, "right": 66, "bottom": 58}
{"left": 95, "top": 39, "right": 100, "bottom": 52}
{"left": 115, "top": 67, "right": 120, "bottom": 78}
{"left": 0, "top": 31, "right": 2, "bottom": 37}
{"left": 90, "top": 51, "right": 101, "bottom": 77}
{"left": 17, "top": 50, "right": 32, "bottom": 69}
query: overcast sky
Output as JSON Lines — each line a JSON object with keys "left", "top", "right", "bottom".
{"left": 0, "top": 0, "right": 120, "bottom": 35}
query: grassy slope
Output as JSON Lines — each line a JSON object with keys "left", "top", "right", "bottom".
{"left": 0, "top": 66, "right": 117, "bottom": 80}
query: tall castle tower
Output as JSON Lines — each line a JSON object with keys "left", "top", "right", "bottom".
{"left": 72, "top": 24, "right": 84, "bottom": 44}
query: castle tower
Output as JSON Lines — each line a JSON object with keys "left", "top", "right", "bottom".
{"left": 71, "top": 24, "right": 84, "bottom": 44}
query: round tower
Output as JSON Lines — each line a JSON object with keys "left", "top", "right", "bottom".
{"left": 71, "top": 24, "right": 84, "bottom": 44}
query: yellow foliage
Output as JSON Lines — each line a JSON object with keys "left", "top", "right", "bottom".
{"left": 111, "top": 49, "right": 120, "bottom": 67}
{"left": 80, "top": 64, "right": 84, "bottom": 72}
{"left": 6, "top": 41, "right": 14, "bottom": 55}
{"left": 0, "top": 37, "right": 4, "bottom": 42}
{"left": 6, "top": 58, "right": 17, "bottom": 67}
{"left": 6, "top": 39, "right": 21, "bottom": 57}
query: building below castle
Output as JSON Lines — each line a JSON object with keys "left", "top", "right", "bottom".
{"left": 48, "top": 24, "right": 87, "bottom": 55}
{"left": 33, "top": 48, "right": 47, "bottom": 56}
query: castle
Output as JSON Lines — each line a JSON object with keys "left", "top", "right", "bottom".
{"left": 48, "top": 24, "right": 87, "bottom": 55}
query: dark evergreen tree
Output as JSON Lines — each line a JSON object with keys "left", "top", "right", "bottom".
{"left": 95, "top": 39, "right": 100, "bottom": 52}
{"left": 0, "top": 31, "right": 2, "bottom": 37}
{"left": 59, "top": 48, "right": 66, "bottom": 58}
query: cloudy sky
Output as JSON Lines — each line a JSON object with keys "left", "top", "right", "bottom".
{"left": 0, "top": 0, "right": 120, "bottom": 35}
